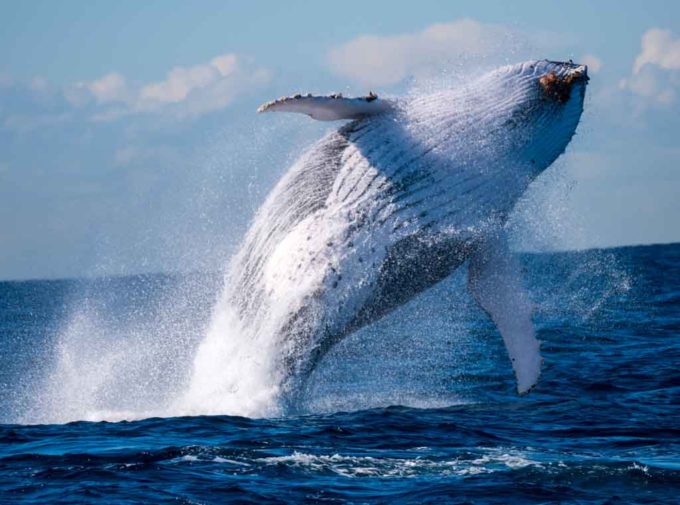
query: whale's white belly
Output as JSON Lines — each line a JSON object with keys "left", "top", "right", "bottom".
{"left": 248, "top": 114, "right": 521, "bottom": 386}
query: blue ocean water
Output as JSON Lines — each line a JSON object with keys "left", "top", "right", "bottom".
{"left": 0, "top": 243, "right": 678, "bottom": 504}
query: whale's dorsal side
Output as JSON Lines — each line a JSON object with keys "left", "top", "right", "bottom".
{"left": 257, "top": 92, "right": 393, "bottom": 121}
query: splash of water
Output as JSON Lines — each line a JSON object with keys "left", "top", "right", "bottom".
{"left": 175, "top": 294, "right": 283, "bottom": 418}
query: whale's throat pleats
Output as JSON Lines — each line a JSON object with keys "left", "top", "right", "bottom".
{"left": 349, "top": 234, "right": 472, "bottom": 333}
{"left": 230, "top": 109, "right": 513, "bottom": 398}
{"left": 230, "top": 131, "right": 350, "bottom": 316}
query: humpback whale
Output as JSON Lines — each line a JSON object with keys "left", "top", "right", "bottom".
{"left": 230, "top": 60, "right": 587, "bottom": 408}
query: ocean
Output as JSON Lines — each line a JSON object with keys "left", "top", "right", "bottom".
{"left": 0, "top": 243, "right": 678, "bottom": 504}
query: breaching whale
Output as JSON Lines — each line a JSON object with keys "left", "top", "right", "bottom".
{"left": 230, "top": 60, "right": 587, "bottom": 408}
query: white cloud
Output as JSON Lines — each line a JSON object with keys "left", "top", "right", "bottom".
{"left": 580, "top": 54, "right": 602, "bottom": 74}
{"left": 66, "top": 53, "right": 270, "bottom": 119}
{"left": 135, "top": 53, "right": 270, "bottom": 117}
{"left": 88, "top": 73, "right": 128, "bottom": 103}
{"left": 621, "top": 28, "right": 680, "bottom": 105}
{"left": 327, "top": 19, "right": 519, "bottom": 88}
{"left": 633, "top": 28, "right": 680, "bottom": 74}
{"left": 620, "top": 65, "right": 679, "bottom": 105}
{"left": 140, "top": 54, "right": 236, "bottom": 104}
{"left": 67, "top": 72, "right": 128, "bottom": 106}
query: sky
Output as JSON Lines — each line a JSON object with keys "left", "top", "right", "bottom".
{"left": 1, "top": 0, "right": 679, "bottom": 280}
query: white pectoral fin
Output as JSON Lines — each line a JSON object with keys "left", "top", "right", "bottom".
{"left": 468, "top": 234, "right": 542, "bottom": 394}
{"left": 257, "top": 92, "right": 393, "bottom": 121}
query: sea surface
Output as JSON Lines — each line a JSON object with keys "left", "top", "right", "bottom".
{"left": 0, "top": 243, "right": 678, "bottom": 504}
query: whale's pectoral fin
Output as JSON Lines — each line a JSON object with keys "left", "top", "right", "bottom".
{"left": 257, "top": 92, "right": 393, "bottom": 121}
{"left": 468, "top": 233, "right": 542, "bottom": 394}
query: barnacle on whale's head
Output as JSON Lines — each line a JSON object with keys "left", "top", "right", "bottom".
{"left": 539, "top": 64, "right": 589, "bottom": 103}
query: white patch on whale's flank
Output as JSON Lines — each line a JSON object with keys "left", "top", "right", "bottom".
{"left": 181, "top": 60, "right": 588, "bottom": 415}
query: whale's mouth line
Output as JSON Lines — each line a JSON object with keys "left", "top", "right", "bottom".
{"left": 539, "top": 64, "right": 589, "bottom": 104}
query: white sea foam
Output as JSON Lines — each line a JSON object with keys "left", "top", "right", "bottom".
{"left": 257, "top": 448, "right": 542, "bottom": 478}
{"left": 173, "top": 299, "right": 283, "bottom": 418}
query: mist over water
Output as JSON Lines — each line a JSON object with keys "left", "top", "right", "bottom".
{"left": 9, "top": 233, "right": 630, "bottom": 425}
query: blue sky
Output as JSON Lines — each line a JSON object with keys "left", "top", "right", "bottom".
{"left": 1, "top": 0, "right": 679, "bottom": 280}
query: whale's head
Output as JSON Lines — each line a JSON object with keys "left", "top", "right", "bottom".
{"left": 485, "top": 60, "right": 588, "bottom": 175}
